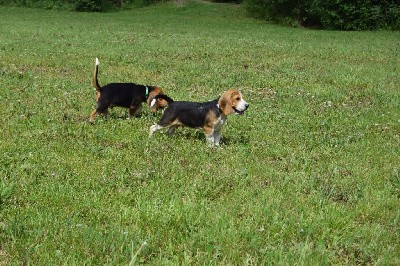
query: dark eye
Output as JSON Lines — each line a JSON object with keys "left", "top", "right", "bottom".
{"left": 236, "top": 97, "right": 240, "bottom": 101}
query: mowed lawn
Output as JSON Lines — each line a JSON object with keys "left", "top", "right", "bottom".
{"left": 0, "top": 1, "right": 399, "bottom": 264}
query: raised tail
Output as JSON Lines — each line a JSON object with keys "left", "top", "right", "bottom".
{"left": 93, "top": 57, "right": 101, "bottom": 91}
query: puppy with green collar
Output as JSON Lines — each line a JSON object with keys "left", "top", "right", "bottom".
{"left": 90, "top": 58, "right": 169, "bottom": 123}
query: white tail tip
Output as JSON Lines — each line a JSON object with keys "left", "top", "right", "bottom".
{"left": 95, "top": 57, "right": 99, "bottom": 65}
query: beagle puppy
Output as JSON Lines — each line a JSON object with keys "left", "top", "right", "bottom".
{"left": 89, "top": 58, "right": 168, "bottom": 123}
{"left": 148, "top": 89, "right": 249, "bottom": 146}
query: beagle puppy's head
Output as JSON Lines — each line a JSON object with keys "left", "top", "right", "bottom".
{"left": 218, "top": 89, "right": 249, "bottom": 116}
{"left": 147, "top": 87, "right": 169, "bottom": 112}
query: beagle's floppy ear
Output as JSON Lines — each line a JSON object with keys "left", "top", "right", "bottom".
{"left": 218, "top": 90, "right": 234, "bottom": 116}
{"left": 147, "top": 87, "right": 163, "bottom": 112}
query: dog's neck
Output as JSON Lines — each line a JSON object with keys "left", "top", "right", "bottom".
{"left": 216, "top": 101, "right": 227, "bottom": 121}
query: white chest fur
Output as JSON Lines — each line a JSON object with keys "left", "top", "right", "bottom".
{"left": 213, "top": 115, "right": 227, "bottom": 130}
{"left": 206, "top": 114, "right": 226, "bottom": 146}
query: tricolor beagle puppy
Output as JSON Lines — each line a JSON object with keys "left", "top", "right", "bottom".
{"left": 148, "top": 89, "right": 249, "bottom": 146}
{"left": 89, "top": 58, "right": 168, "bottom": 123}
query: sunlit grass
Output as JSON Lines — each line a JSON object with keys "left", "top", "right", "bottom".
{"left": 0, "top": 2, "right": 399, "bottom": 264}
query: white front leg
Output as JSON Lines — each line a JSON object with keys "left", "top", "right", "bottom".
{"left": 213, "top": 129, "right": 221, "bottom": 146}
{"left": 212, "top": 115, "right": 225, "bottom": 146}
{"left": 205, "top": 132, "right": 215, "bottom": 146}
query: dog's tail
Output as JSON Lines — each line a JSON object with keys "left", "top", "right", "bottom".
{"left": 93, "top": 57, "right": 101, "bottom": 92}
{"left": 150, "top": 94, "right": 174, "bottom": 108}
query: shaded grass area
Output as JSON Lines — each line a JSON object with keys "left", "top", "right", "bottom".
{"left": 1, "top": 2, "right": 399, "bottom": 264}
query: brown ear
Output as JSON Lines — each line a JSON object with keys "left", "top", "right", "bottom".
{"left": 218, "top": 91, "right": 233, "bottom": 116}
{"left": 147, "top": 87, "right": 163, "bottom": 112}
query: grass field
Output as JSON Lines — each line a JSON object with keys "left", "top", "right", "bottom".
{"left": 1, "top": 1, "right": 399, "bottom": 264}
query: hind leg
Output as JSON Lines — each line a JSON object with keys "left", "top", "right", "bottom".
{"left": 89, "top": 106, "right": 108, "bottom": 123}
{"left": 129, "top": 104, "right": 142, "bottom": 118}
{"left": 167, "top": 125, "right": 178, "bottom": 135}
{"left": 149, "top": 111, "right": 179, "bottom": 138}
{"left": 89, "top": 110, "right": 97, "bottom": 123}
{"left": 149, "top": 124, "right": 166, "bottom": 138}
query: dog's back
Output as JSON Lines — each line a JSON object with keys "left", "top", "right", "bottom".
{"left": 159, "top": 99, "right": 220, "bottom": 128}
{"left": 99, "top": 83, "right": 147, "bottom": 108}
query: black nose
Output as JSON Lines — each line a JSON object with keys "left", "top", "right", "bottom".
{"left": 245, "top": 103, "right": 249, "bottom": 109}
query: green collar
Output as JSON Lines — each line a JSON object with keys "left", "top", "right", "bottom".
{"left": 145, "top": 86, "right": 149, "bottom": 98}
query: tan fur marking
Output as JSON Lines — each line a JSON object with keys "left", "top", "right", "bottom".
{"left": 218, "top": 89, "right": 241, "bottom": 116}
{"left": 205, "top": 110, "right": 217, "bottom": 128}
{"left": 203, "top": 125, "right": 213, "bottom": 135}
{"left": 170, "top": 118, "right": 183, "bottom": 126}
{"left": 230, "top": 90, "right": 241, "bottom": 110}
{"left": 147, "top": 87, "right": 164, "bottom": 112}
{"left": 95, "top": 91, "right": 100, "bottom": 101}
{"left": 157, "top": 98, "right": 168, "bottom": 109}
{"left": 90, "top": 110, "right": 97, "bottom": 123}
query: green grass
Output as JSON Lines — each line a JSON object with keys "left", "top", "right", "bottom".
{"left": 1, "top": 1, "right": 399, "bottom": 264}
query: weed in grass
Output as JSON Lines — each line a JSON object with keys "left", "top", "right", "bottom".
{"left": 0, "top": 180, "right": 13, "bottom": 208}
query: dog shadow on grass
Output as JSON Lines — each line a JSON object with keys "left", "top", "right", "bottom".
{"left": 62, "top": 111, "right": 160, "bottom": 123}
{"left": 63, "top": 113, "right": 250, "bottom": 146}
{"left": 162, "top": 130, "right": 250, "bottom": 146}
{"left": 221, "top": 135, "right": 250, "bottom": 146}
